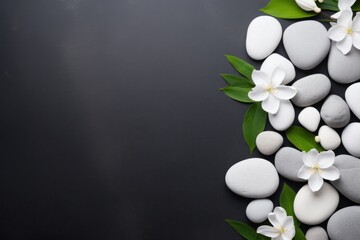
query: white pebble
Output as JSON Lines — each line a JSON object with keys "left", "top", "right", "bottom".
{"left": 269, "top": 100, "right": 295, "bottom": 131}
{"left": 306, "top": 227, "right": 328, "bottom": 240}
{"left": 298, "top": 107, "right": 320, "bottom": 132}
{"left": 246, "top": 199, "right": 274, "bottom": 223}
{"left": 256, "top": 131, "right": 283, "bottom": 155}
{"left": 345, "top": 82, "right": 360, "bottom": 120}
{"left": 318, "top": 125, "right": 341, "bottom": 150}
{"left": 342, "top": 122, "right": 360, "bottom": 157}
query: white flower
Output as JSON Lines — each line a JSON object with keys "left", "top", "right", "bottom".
{"left": 297, "top": 149, "right": 340, "bottom": 192}
{"left": 257, "top": 207, "right": 295, "bottom": 240}
{"left": 328, "top": 10, "right": 360, "bottom": 54}
{"left": 295, "top": 0, "right": 321, "bottom": 13}
{"left": 248, "top": 68, "right": 297, "bottom": 114}
{"left": 332, "top": 0, "right": 356, "bottom": 19}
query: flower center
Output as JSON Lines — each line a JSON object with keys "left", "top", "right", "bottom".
{"left": 346, "top": 28, "right": 353, "bottom": 35}
{"left": 313, "top": 164, "right": 320, "bottom": 172}
{"left": 266, "top": 85, "right": 275, "bottom": 93}
{"left": 279, "top": 227, "right": 285, "bottom": 234}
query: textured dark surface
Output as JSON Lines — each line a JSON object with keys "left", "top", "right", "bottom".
{"left": 0, "top": 0, "right": 355, "bottom": 239}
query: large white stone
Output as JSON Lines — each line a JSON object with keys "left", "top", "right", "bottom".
{"left": 345, "top": 82, "right": 360, "bottom": 119}
{"left": 225, "top": 158, "right": 279, "bottom": 198}
{"left": 256, "top": 131, "right": 283, "bottom": 155}
{"left": 283, "top": 21, "right": 330, "bottom": 70}
{"left": 269, "top": 100, "right": 295, "bottom": 131}
{"left": 328, "top": 43, "right": 360, "bottom": 84}
{"left": 320, "top": 95, "right": 350, "bottom": 128}
{"left": 318, "top": 125, "right": 341, "bottom": 151}
{"left": 260, "top": 53, "right": 296, "bottom": 84}
{"left": 342, "top": 122, "right": 360, "bottom": 157}
{"left": 246, "top": 199, "right": 274, "bottom": 223}
{"left": 306, "top": 227, "right": 328, "bottom": 240}
{"left": 298, "top": 107, "right": 320, "bottom": 132}
{"left": 246, "top": 16, "right": 282, "bottom": 60}
{"left": 291, "top": 74, "right": 331, "bottom": 107}
{"left": 294, "top": 183, "right": 339, "bottom": 225}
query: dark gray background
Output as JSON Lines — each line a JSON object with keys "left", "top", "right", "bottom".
{"left": 0, "top": 0, "right": 354, "bottom": 239}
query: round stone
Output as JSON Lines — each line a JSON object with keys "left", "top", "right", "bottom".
{"left": 345, "top": 82, "right": 360, "bottom": 119}
{"left": 327, "top": 206, "right": 360, "bottom": 240}
{"left": 269, "top": 100, "right": 295, "bottom": 131}
{"left": 256, "top": 131, "right": 283, "bottom": 155}
{"left": 260, "top": 53, "right": 296, "bottom": 85}
{"left": 306, "top": 227, "right": 328, "bottom": 240}
{"left": 342, "top": 122, "right": 360, "bottom": 157}
{"left": 294, "top": 183, "right": 339, "bottom": 225}
{"left": 274, "top": 147, "right": 306, "bottom": 182}
{"left": 298, "top": 107, "right": 320, "bottom": 132}
{"left": 246, "top": 199, "right": 274, "bottom": 223}
{"left": 321, "top": 95, "right": 350, "bottom": 128}
{"left": 225, "top": 158, "right": 279, "bottom": 198}
{"left": 318, "top": 125, "right": 341, "bottom": 151}
{"left": 246, "top": 16, "right": 282, "bottom": 60}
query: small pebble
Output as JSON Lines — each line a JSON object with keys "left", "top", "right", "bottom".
{"left": 342, "top": 122, "right": 360, "bottom": 157}
{"left": 321, "top": 95, "right": 350, "bottom": 128}
{"left": 256, "top": 131, "right": 283, "bottom": 155}
{"left": 246, "top": 199, "right": 274, "bottom": 223}
{"left": 269, "top": 100, "right": 295, "bottom": 131}
{"left": 306, "top": 227, "right": 328, "bottom": 240}
{"left": 298, "top": 107, "right": 320, "bottom": 132}
{"left": 274, "top": 147, "right": 306, "bottom": 182}
{"left": 317, "top": 125, "right": 341, "bottom": 150}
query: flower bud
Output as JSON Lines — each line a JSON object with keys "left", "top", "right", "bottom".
{"left": 295, "top": 0, "right": 321, "bottom": 13}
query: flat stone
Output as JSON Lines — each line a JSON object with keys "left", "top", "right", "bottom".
{"left": 328, "top": 43, "right": 360, "bottom": 84}
{"left": 345, "top": 82, "right": 360, "bottom": 119}
{"left": 256, "top": 131, "right": 283, "bottom": 155}
{"left": 260, "top": 53, "right": 296, "bottom": 84}
{"left": 291, "top": 74, "right": 331, "bottom": 107}
{"left": 342, "top": 122, "right": 360, "bottom": 157}
{"left": 320, "top": 95, "right": 350, "bottom": 128}
{"left": 298, "top": 107, "right": 320, "bottom": 132}
{"left": 327, "top": 206, "right": 360, "bottom": 240}
{"left": 274, "top": 147, "right": 306, "bottom": 182}
{"left": 318, "top": 125, "right": 341, "bottom": 151}
{"left": 246, "top": 16, "right": 282, "bottom": 60}
{"left": 246, "top": 199, "right": 274, "bottom": 223}
{"left": 269, "top": 100, "right": 295, "bottom": 131}
{"left": 334, "top": 154, "right": 360, "bottom": 169}
{"left": 283, "top": 21, "right": 330, "bottom": 70}
{"left": 306, "top": 227, "right": 328, "bottom": 240}
{"left": 294, "top": 183, "right": 339, "bottom": 225}
{"left": 225, "top": 158, "right": 279, "bottom": 198}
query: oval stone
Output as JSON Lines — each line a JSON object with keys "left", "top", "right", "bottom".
{"left": 269, "top": 100, "right": 295, "bottom": 131}
{"left": 342, "top": 122, "right": 360, "bottom": 157}
{"left": 321, "top": 95, "right": 350, "bottom": 128}
{"left": 294, "top": 183, "right": 339, "bottom": 225}
{"left": 298, "top": 107, "right": 320, "bottom": 132}
{"left": 225, "top": 158, "right": 279, "bottom": 198}
{"left": 306, "top": 227, "right": 328, "bottom": 240}
{"left": 256, "top": 131, "right": 283, "bottom": 155}
{"left": 318, "top": 125, "right": 341, "bottom": 151}
{"left": 291, "top": 74, "right": 331, "bottom": 107}
{"left": 327, "top": 206, "right": 360, "bottom": 240}
{"left": 274, "top": 147, "right": 305, "bottom": 182}
{"left": 246, "top": 16, "right": 282, "bottom": 60}
{"left": 246, "top": 199, "right": 274, "bottom": 223}
{"left": 345, "top": 82, "right": 360, "bottom": 119}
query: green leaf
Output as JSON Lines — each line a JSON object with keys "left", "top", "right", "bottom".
{"left": 225, "top": 55, "right": 255, "bottom": 80}
{"left": 243, "top": 102, "right": 267, "bottom": 152}
{"left": 279, "top": 183, "right": 299, "bottom": 226}
{"left": 294, "top": 225, "right": 306, "bottom": 240}
{"left": 220, "top": 74, "right": 255, "bottom": 87}
{"left": 225, "top": 220, "right": 270, "bottom": 240}
{"left": 261, "top": 0, "right": 318, "bottom": 19}
{"left": 286, "top": 126, "right": 324, "bottom": 152}
{"left": 353, "top": 1, "right": 360, "bottom": 11}
{"left": 319, "top": 0, "right": 339, "bottom": 11}
{"left": 221, "top": 86, "right": 254, "bottom": 103}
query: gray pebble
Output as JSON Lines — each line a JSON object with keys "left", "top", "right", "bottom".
{"left": 274, "top": 147, "right": 306, "bottom": 182}
{"left": 327, "top": 206, "right": 360, "bottom": 240}
{"left": 291, "top": 74, "right": 331, "bottom": 107}
{"left": 306, "top": 227, "right": 328, "bottom": 240}
{"left": 321, "top": 95, "right": 350, "bottom": 128}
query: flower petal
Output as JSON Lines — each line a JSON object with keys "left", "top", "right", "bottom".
{"left": 272, "top": 86, "right": 297, "bottom": 100}
{"left": 271, "top": 68, "right": 285, "bottom": 86}
{"left": 337, "top": 9, "right": 353, "bottom": 27}
{"left": 352, "top": 32, "right": 360, "bottom": 50}
{"left": 257, "top": 225, "right": 280, "bottom": 238}
{"left": 320, "top": 166, "right": 340, "bottom": 181}
{"left": 273, "top": 207, "right": 287, "bottom": 225}
{"left": 302, "top": 149, "right": 319, "bottom": 167}
{"left": 331, "top": 11, "right": 342, "bottom": 20}
{"left": 252, "top": 70, "right": 270, "bottom": 86}
{"left": 283, "top": 228, "right": 296, "bottom": 240}
{"left": 282, "top": 217, "right": 295, "bottom": 240}
{"left": 268, "top": 213, "right": 282, "bottom": 229}
{"left": 339, "top": 0, "right": 356, "bottom": 10}
{"left": 352, "top": 12, "right": 360, "bottom": 31}
{"left": 248, "top": 86, "right": 269, "bottom": 101}
{"left": 308, "top": 172, "right": 324, "bottom": 192}
{"left": 328, "top": 25, "right": 347, "bottom": 41}
{"left": 297, "top": 165, "right": 314, "bottom": 180}
{"left": 336, "top": 35, "right": 353, "bottom": 54}
{"left": 262, "top": 94, "right": 280, "bottom": 114}
{"left": 317, "top": 150, "right": 335, "bottom": 168}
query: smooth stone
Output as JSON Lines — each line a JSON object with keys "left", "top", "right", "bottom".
{"left": 342, "top": 122, "right": 360, "bottom": 157}
{"left": 256, "top": 131, "right": 283, "bottom": 155}
{"left": 246, "top": 199, "right": 274, "bottom": 223}
{"left": 327, "top": 206, "right": 360, "bottom": 240}
{"left": 317, "top": 125, "right": 341, "bottom": 150}
{"left": 321, "top": 95, "right": 350, "bottom": 128}
{"left": 334, "top": 154, "right": 360, "bottom": 169}
{"left": 269, "top": 100, "right": 295, "bottom": 131}
{"left": 260, "top": 53, "right": 296, "bottom": 84}
{"left": 345, "top": 82, "right": 360, "bottom": 119}
{"left": 283, "top": 21, "right": 330, "bottom": 70}
{"left": 274, "top": 147, "right": 306, "bottom": 182}
{"left": 298, "top": 107, "right": 320, "bottom": 132}
{"left": 246, "top": 16, "right": 282, "bottom": 60}
{"left": 294, "top": 183, "right": 339, "bottom": 225}
{"left": 291, "top": 74, "right": 331, "bottom": 107}
{"left": 328, "top": 43, "right": 360, "bottom": 84}
{"left": 225, "top": 158, "right": 279, "bottom": 198}
{"left": 306, "top": 227, "right": 328, "bottom": 240}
